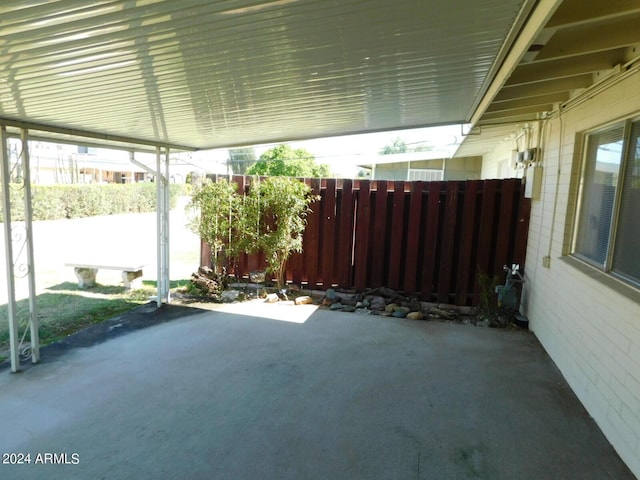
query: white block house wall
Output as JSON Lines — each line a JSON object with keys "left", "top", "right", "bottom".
{"left": 478, "top": 71, "right": 640, "bottom": 477}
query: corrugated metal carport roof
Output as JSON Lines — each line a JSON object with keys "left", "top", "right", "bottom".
{"left": 0, "top": 0, "right": 533, "bottom": 150}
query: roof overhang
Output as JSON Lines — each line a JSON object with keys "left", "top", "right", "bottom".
{"left": 456, "top": 0, "right": 640, "bottom": 158}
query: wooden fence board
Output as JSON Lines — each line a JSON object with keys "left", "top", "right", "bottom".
{"left": 455, "top": 181, "right": 478, "bottom": 305}
{"left": 304, "top": 178, "right": 321, "bottom": 289}
{"left": 493, "top": 179, "right": 517, "bottom": 275}
{"left": 403, "top": 181, "right": 424, "bottom": 294}
{"left": 371, "top": 181, "right": 389, "bottom": 287}
{"left": 387, "top": 181, "right": 406, "bottom": 290}
{"left": 337, "top": 179, "right": 354, "bottom": 287}
{"left": 514, "top": 196, "right": 531, "bottom": 268}
{"left": 472, "top": 180, "right": 498, "bottom": 304}
{"left": 353, "top": 181, "right": 371, "bottom": 291}
{"left": 320, "top": 179, "right": 337, "bottom": 287}
{"left": 420, "top": 181, "right": 442, "bottom": 300}
{"left": 438, "top": 182, "right": 459, "bottom": 303}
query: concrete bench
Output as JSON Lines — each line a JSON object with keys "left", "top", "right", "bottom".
{"left": 65, "top": 262, "right": 147, "bottom": 290}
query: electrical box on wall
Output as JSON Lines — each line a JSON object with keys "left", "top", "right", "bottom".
{"left": 525, "top": 165, "right": 542, "bottom": 199}
{"left": 524, "top": 148, "right": 538, "bottom": 162}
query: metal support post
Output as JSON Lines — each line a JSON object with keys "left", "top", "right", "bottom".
{"left": 130, "top": 149, "right": 170, "bottom": 307}
{"left": 154, "top": 147, "right": 171, "bottom": 306}
{"left": 1, "top": 126, "right": 20, "bottom": 372}
{"left": 163, "top": 147, "right": 171, "bottom": 304}
{"left": 21, "top": 129, "right": 39, "bottom": 363}
{"left": 156, "top": 147, "right": 163, "bottom": 307}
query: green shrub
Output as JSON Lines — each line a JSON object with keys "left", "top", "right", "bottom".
{"left": 187, "top": 176, "right": 316, "bottom": 289}
{"left": 1, "top": 183, "right": 183, "bottom": 222}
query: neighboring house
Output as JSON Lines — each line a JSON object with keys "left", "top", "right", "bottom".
{"left": 6, "top": 141, "right": 216, "bottom": 184}
{"left": 358, "top": 151, "right": 482, "bottom": 181}
{"left": 455, "top": 57, "right": 640, "bottom": 476}
{"left": 6, "top": 141, "right": 150, "bottom": 184}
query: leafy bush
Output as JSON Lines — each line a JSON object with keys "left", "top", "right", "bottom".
{"left": 1, "top": 183, "right": 183, "bottom": 222}
{"left": 244, "top": 177, "right": 316, "bottom": 288}
{"left": 187, "top": 176, "right": 317, "bottom": 289}
{"left": 186, "top": 178, "right": 242, "bottom": 273}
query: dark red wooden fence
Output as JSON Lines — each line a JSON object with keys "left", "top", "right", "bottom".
{"left": 201, "top": 176, "right": 531, "bottom": 306}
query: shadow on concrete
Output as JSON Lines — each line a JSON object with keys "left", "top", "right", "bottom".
{"left": 0, "top": 300, "right": 207, "bottom": 372}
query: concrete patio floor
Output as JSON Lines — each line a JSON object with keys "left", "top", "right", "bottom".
{"left": 0, "top": 301, "right": 635, "bottom": 480}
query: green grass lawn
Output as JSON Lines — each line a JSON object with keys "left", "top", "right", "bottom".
{"left": 0, "top": 280, "right": 191, "bottom": 363}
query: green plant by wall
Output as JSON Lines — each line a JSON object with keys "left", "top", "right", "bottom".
{"left": 244, "top": 176, "right": 317, "bottom": 289}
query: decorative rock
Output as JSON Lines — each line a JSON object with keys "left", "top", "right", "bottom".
{"left": 265, "top": 293, "right": 279, "bottom": 303}
{"left": 339, "top": 293, "right": 356, "bottom": 302}
{"left": 342, "top": 306, "right": 357, "bottom": 313}
{"left": 322, "top": 298, "right": 334, "bottom": 306}
{"left": 310, "top": 290, "right": 326, "bottom": 300}
{"left": 407, "top": 311, "right": 425, "bottom": 320}
{"left": 330, "top": 302, "right": 344, "bottom": 310}
{"left": 355, "top": 302, "right": 365, "bottom": 308}
{"left": 395, "top": 306, "right": 410, "bottom": 315}
{"left": 326, "top": 288, "right": 338, "bottom": 300}
{"left": 369, "top": 296, "right": 386, "bottom": 311}
{"left": 408, "top": 300, "right": 422, "bottom": 312}
{"left": 355, "top": 309, "right": 371, "bottom": 315}
{"left": 392, "top": 310, "right": 408, "bottom": 318}
{"left": 287, "top": 284, "right": 301, "bottom": 292}
{"left": 430, "top": 308, "right": 456, "bottom": 320}
{"left": 221, "top": 290, "right": 242, "bottom": 302}
{"left": 377, "top": 287, "right": 398, "bottom": 298}
{"left": 385, "top": 303, "right": 399, "bottom": 313}
{"left": 380, "top": 311, "right": 393, "bottom": 317}
{"left": 295, "top": 296, "right": 313, "bottom": 305}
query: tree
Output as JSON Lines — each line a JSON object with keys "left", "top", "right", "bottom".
{"left": 412, "top": 143, "right": 433, "bottom": 153}
{"left": 246, "top": 144, "right": 331, "bottom": 177}
{"left": 380, "top": 138, "right": 433, "bottom": 154}
{"left": 380, "top": 138, "right": 408, "bottom": 155}
{"left": 244, "top": 176, "right": 317, "bottom": 289}
{"left": 227, "top": 147, "right": 256, "bottom": 174}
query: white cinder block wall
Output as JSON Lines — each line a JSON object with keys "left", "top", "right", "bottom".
{"left": 479, "top": 71, "right": 640, "bottom": 477}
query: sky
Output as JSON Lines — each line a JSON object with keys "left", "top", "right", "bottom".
{"left": 192, "top": 124, "right": 466, "bottom": 176}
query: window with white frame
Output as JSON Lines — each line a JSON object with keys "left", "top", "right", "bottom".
{"left": 407, "top": 168, "right": 442, "bottom": 181}
{"left": 574, "top": 119, "right": 640, "bottom": 286}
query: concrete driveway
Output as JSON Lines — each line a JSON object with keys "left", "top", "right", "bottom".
{"left": 0, "top": 302, "right": 635, "bottom": 479}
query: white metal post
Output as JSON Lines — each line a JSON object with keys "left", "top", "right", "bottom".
{"left": 163, "top": 147, "right": 171, "bottom": 303}
{"left": 21, "top": 129, "right": 39, "bottom": 363}
{"left": 1, "top": 126, "right": 20, "bottom": 372}
{"left": 156, "top": 147, "right": 163, "bottom": 307}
